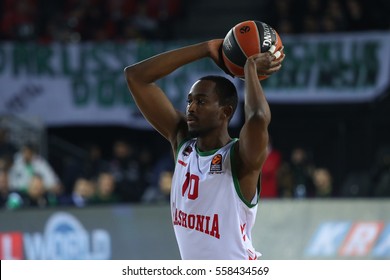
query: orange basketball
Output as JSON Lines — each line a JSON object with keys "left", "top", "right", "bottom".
{"left": 222, "top": 20, "right": 282, "bottom": 80}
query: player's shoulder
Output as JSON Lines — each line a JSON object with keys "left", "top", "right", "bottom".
{"left": 174, "top": 138, "right": 195, "bottom": 159}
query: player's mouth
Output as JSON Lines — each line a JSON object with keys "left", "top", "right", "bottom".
{"left": 186, "top": 114, "right": 198, "bottom": 125}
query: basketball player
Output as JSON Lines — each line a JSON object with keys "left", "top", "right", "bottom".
{"left": 124, "top": 40, "right": 284, "bottom": 259}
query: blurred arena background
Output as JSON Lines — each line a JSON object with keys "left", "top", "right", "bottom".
{"left": 1, "top": 0, "right": 390, "bottom": 259}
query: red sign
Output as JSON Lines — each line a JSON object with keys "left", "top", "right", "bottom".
{"left": 0, "top": 232, "right": 24, "bottom": 260}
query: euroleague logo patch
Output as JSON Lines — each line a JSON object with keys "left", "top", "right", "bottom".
{"left": 239, "top": 25, "right": 250, "bottom": 34}
{"left": 210, "top": 154, "right": 223, "bottom": 173}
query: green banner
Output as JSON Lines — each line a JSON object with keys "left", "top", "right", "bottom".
{"left": 1, "top": 32, "right": 389, "bottom": 127}
{"left": 262, "top": 32, "right": 390, "bottom": 103}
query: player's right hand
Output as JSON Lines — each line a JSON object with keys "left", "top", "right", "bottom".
{"left": 207, "top": 39, "right": 234, "bottom": 77}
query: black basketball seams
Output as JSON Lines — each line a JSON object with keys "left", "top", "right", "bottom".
{"left": 222, "top": 28, "right": 248, "bottom": 68}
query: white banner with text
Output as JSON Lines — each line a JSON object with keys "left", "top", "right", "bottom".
{"left": 1, "top": 32, "right": 389, "bottom": 128}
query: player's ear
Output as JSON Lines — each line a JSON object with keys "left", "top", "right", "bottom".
{"left": 222, "top": 105, "right": 233, "bottom": 120}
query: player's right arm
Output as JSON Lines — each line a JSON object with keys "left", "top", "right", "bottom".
{"left": 124, "top": 40, "right": 224, "bottom": 151}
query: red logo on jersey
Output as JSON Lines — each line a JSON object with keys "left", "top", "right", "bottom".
{"left": 0, "top": 232, "right": 24, "bottom": 260}
{"left": 248, "top": 249, "right": 257, "bottom": 260}
{"left": 182, "top": 146, "right": 193, "bottom": 157}
{"left": 240, "top": 223, "right": 247, "bottom": 241}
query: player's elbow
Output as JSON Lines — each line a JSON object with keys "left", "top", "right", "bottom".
{"left": 124, "top": 65, "right": 137, "bottom": 85}
{"left": 247, "top": 110, "right": 271, "bottom": 127}
{"left": 124, "top": 64, "right": 155, "bottom": 87}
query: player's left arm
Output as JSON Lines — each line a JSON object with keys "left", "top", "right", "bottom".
{"left": 236, "top": 47, "right": 285, "bottom": 202}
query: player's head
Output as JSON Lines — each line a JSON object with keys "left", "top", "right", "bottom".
{"left": 186, "top": 75, "right": 238, "bottom": 138}
{"left": 199, "top": 76, "right": 238, "bottom": 119}
{"left": 22, "top": 142, "right": 37, "bottom": 163}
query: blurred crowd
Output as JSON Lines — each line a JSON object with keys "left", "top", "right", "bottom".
{"left": 261, "top": 142, "right": 390, "bottom": 200}
{"left": 0, "top": 0, "right": 183, "bottom": 42}
{"left": 1, "top": 125, "right": 390, "bottom": 211}
{"left": 0, "top": 126, "right": 174, "bottom": 210}
{"left": 265, "top": 0, "right": 390, "bottom": 34}
{"left": 2, "top": 0, "right": 389, "bottom": 43}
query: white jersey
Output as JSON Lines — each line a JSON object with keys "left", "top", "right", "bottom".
{"left": 171, "top": 138, "right": 261, "bottom": 260}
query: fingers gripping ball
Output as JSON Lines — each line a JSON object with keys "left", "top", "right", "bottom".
{"left": 222, "top": 20, "right": 282, "bottom": 80}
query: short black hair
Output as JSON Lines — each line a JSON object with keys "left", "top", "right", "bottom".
{"left": 199, "top": 75, "right": 238, "bottom": 121}
{"left": 23, "top": 141, "right": 38, "bottom": 152}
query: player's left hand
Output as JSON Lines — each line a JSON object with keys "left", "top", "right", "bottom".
{"left": 246, "top": 45, "right": 285, "bottom": 76}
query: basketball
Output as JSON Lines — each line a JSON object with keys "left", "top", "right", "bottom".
{"left": 222, "top": 20, "right": 283, "bottom": 80}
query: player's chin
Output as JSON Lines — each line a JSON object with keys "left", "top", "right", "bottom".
{"left": 188, "top": 127, "right": 201, "bottom": 138}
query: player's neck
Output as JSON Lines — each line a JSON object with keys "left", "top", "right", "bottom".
{"left": 195, "top": 132, "right": 232, "bottom": 152}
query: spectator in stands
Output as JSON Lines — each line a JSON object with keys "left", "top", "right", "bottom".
{"left": 138, "top": 146, "right": 154, "bottom": 188}
{"left": 158, "top": 170, "right": 173, "bottom": 200}
{"left": 371, "top": 146, "right": 390, "bottom": 197}
{"left": 109, "top": 140, "right": 146, "bottom": 203}
{"left": 62, "top": 143, "right": 109, "bottom": 195}
{"left": 339, "top": 170, "right": 371, "bottom": 198}
{"left": 0, "top": 127, "right": 17, "bottom": 171}
{"left": 0, "top": 0, "right": 37, "bottom": 41}
{"left": 80, "top": 0, "right": 111, "bottom": 41}
{"left": 105, "top": 0, "right": 132, "bottom": 41}
{"left": 345, "top": 0, "right": 366, "bottom": 31}
{"left": 261, "top": 140, "right": 282, "bottom": 198}
{"left": 302, "top": 14, "right": 321, "bottom": 33}
{"left": 59, "top": 177, "right": 95, "bottom": 207}
{"left": 0, "top": 169, "right": 10, "bottom": 208}
{"left": 8, "top": 142, "right": 62, "bottom": 195}
{"left": 90, "top": 172, "right": 119, "bottom": 204}
{"left": 289, "top": 147, "right": 315, "bottom": 198}
{"left": 83, "top": 144, "right": 110, "bottom": 179}
{"left": 265, "top": 0, "right": 298, "bottom": 34}
{"left": 277, "top": 18, "right": 295, "bottom": 34}
{"left": 22, "top": 173, "right": 57, "bottom": 208}
{"left": 277, "top": 161, "right": 295, "bottom": 198}
{"left": 142, "top": 151, "right": 174, "bottom": 203}
{"left": 0, "top": 165, "right": 24, "bottom": 210}
{"left": 321, "top": 0, "right": 348, "bottom": 33}
{"left": 130, "top": 0, "right": 159, "bottom": 40}
{"left": 147, "top": 0, "right": 183, "bottom": 40}
{"left": 312, "top": 167, "right": 333, "bottom": 198}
